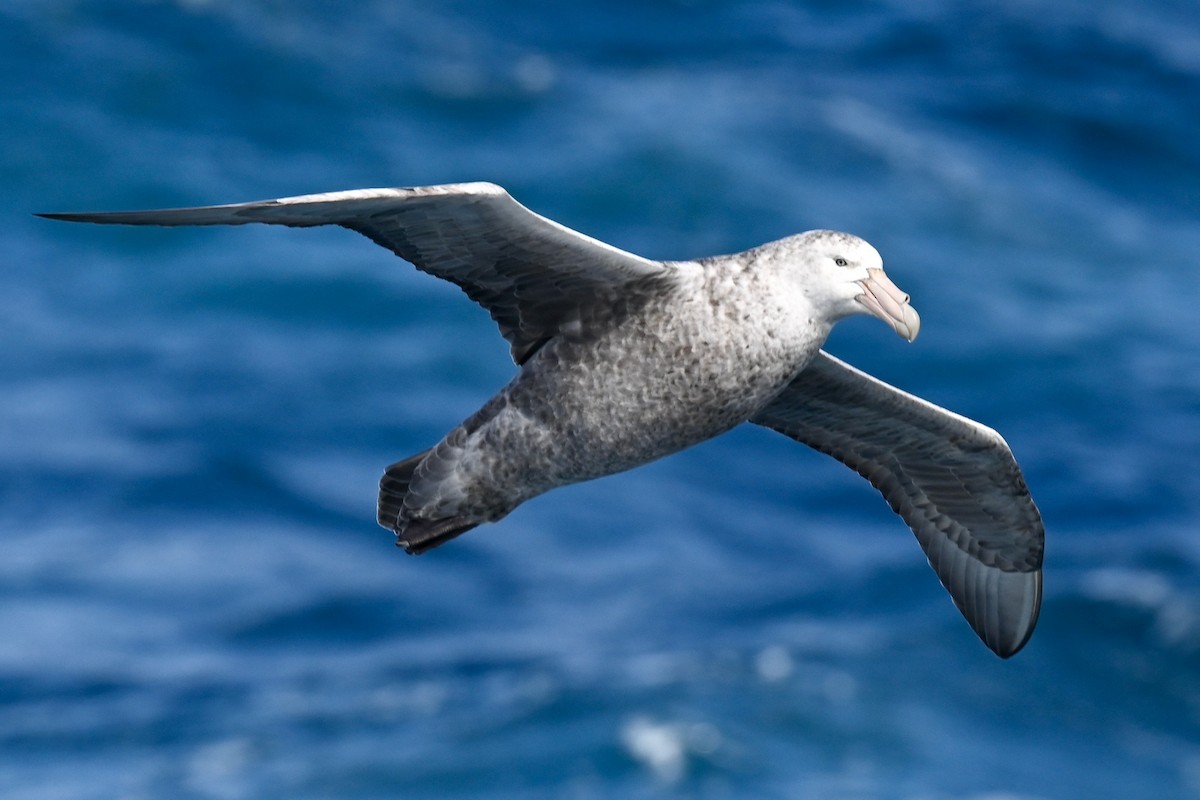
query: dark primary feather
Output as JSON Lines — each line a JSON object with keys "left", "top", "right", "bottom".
{"left": 752, "top": 351, "right": 1044, "bottom": 658}
{"left": 39, "top": 182, "right": 666, "bottom": 365}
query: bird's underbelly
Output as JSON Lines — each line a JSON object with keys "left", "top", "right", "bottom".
{"left": 424, "top": 313, "right": 824, "bottom": 520}
{"left": 529, "top": 340, "right": 791, "bottom": 473}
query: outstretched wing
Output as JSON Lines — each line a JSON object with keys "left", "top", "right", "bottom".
{"left": 752, "top": 351, "right": 1044, "bottom": 658}
{"left": 40, "top": 182, "right": 668, "bottom": 364}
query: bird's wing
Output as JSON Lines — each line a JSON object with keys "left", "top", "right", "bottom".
{"left": 40, "top": 182, "right": 669, "bottom": 364}
{"left": 751, "top": 350, "right": 1044, "bottom": 658}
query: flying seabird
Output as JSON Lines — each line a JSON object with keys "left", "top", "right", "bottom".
{"left": 40, "top": 182, "right": 1044, "bottom": 657}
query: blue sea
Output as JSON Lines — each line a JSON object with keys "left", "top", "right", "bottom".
{"left": 4, "top": 1, "right": 1200, "bottom": 797}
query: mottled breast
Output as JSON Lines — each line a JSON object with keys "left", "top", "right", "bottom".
{"left": 495, "top": 260, "right": 828, "bottom": 482}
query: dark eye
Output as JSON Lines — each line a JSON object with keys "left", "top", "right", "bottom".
{"left": 834, "top": 257, "right": 849, "bottom": 267}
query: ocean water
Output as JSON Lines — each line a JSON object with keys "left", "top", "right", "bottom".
{"left": 4, "top": 1, "right": 1200, "bottom": 797}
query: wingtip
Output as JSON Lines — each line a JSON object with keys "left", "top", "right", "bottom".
{"left": 36, "top": 211, "right": 115, "bottom": 224}
{"left": 982, "top": 569, "right": 1043, "bottom": 659}
{"left": 990, "top": 628, "right": 1033, "bottom": 659}
{"left": 923, "top": 535, "right": 1043, "bottom": 659}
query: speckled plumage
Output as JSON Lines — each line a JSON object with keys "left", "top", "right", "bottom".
{"left": 41, "top": 181, "right": 1044, "bottom": 658}
{"left": 401, "top": 247, "right": 827, "bottom": 529}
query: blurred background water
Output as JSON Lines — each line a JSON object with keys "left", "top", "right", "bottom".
{"left": 3, "top": 1, "right": 1200, "bottom": 797}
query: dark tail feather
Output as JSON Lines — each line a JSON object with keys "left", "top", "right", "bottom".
{"left": 396, "top": 517, "right": 480, "bottom": 555}
{"left": 377, "top": 449, "right": 481, "bottom": 555}
{"left": 377, "top": 449, "right": 430, "bottom": 531}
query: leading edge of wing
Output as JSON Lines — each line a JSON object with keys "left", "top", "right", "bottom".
{"left": 36, "top": 182, "right": 663, "bottom": 274}
{"left": 36, "top": 183, "right": 510, "bottom": 227}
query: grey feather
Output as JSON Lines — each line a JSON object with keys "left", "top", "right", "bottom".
{"left": 752, "top": 351, "right": 1043, "bottom": 657}
{"left": 39, "top": 182, "right": 665, "bottom": 365}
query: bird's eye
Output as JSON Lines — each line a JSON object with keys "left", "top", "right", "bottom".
{"left": 834, "top": 257, "right": 849, "bottom": 267}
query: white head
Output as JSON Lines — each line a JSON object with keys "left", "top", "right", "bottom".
{"left": 783, "top": 230, "right": 920, "bottom": 342}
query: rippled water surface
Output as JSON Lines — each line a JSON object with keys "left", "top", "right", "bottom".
{"left": 4, "top": 1, "right": 1200, "bottom": 798}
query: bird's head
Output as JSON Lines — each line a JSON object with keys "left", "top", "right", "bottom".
{"left": 790, "top": 230, "right": 920, "bottom": 342}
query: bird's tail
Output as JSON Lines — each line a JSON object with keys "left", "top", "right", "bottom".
{"left": 377, "top": 449, "right": 480, "bottom": 554}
